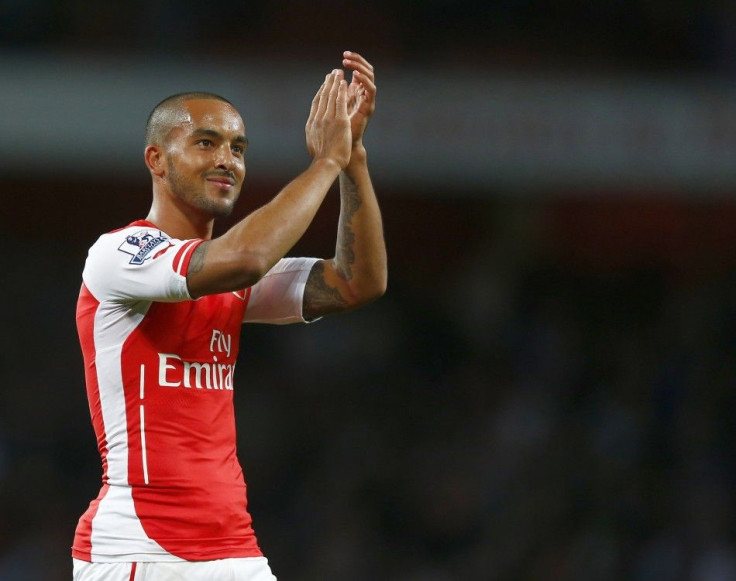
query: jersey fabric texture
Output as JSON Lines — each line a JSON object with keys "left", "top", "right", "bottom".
{"left": 73, "top": 220, "right": 317, "bottom": 563}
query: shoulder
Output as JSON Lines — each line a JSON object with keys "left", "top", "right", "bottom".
{"left": 89, "top": 222, "right": 173, "bottom": 267}
{"left": 83, "top": 221, "right": 203, "bottom": 303}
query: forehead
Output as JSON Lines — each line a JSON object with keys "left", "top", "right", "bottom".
{"left": 177, "top": 98, "right": 245, "bottom": 136}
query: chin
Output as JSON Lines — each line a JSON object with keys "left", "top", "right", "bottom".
{"left": 215, "top": 204, "right": 235, "bottom": 218}
{"left": 201, "top": 199, "right": 235, "bottom": 218}
{"left": 199, "top": 192, "right": 239, "bottom": 218}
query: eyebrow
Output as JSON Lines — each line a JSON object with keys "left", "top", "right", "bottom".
{"left": 192, "top": 128, "right": 248, "bottom": 146}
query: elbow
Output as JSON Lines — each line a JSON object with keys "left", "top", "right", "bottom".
{"left": 226, "top": 252, "right": 274, "bottom": 290}
{"left": 370, "top": 274, "right": 388, "bottom": 302}
{"left": 245, "top": 255, "right": 273, "bottom": 282}
{"left": 241, "top": 259, "right": 273, "bottom": 288}
{"left": 346, "top": 274, "right": 387, "bottom": 309}
{"left": 360, "top": 266, "right": 388, "bottom": 304}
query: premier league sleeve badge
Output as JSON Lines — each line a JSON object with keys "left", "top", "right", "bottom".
{"left": 118, "top": 229, "right": 170, "bottom": 265}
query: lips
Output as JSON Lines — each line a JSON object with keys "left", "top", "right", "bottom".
{"left": 206, "top": 176, "right": 236, "bottom": 189}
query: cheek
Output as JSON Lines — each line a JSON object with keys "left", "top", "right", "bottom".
{"left": 236, "top": 161, "right": 246, "bottom": 180}
{"left": 168, "top": 155, "right": 205, "bottom": 178}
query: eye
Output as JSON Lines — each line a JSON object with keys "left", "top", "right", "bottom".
{"left": 232, "top": 145, "right": 245, "bottom": 155}
{"left": 196, "top": 139, "right": 214, "bottom": 148}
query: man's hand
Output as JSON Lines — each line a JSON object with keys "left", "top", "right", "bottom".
{"left": 342, "top": 51, "right": 376, "bottom": 147}
{"left": 305, "top": 69, "right": 352, "bottom": 169}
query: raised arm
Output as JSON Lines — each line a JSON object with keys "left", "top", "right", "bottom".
{"left": 304, "top": 52, "right": 388, "bottom": 320}
{"left": 186, "top": 70, "right": 352, "bottom": 298}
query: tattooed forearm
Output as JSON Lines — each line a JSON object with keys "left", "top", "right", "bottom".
{"left": 335, "top": 173, "right": 363, "bottom": 281}
{"left": 188, "top": 241, "right": 209, "bottom": 275}
{"left": 304, "top": 261, "right": 348, "bottom": 319}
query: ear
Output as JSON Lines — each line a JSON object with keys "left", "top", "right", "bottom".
{"left": 144, "top": 145, "right": 166, "bottom": 177}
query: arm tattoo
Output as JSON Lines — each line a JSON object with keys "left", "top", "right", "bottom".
{"left": 188, "top": 241, "right": 209, "bottom": 275}
{"left": 304, "top": 261, "right": 347, "bottom": 319}
{"left": 336, "top": 173, "right": 362, "bottom": 281}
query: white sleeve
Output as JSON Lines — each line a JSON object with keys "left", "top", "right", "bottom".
{"left": 83, "top": 226, "right": 202, "bottom": 302}
{"left": 243, "top": 257, "right": 319, "bottom": 324}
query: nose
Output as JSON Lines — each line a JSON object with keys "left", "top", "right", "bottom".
{"left": 214, "top": 144, "right": 236, "bottom": 169}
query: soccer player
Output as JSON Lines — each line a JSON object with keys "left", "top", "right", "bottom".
{"left": 72, "top": 51, "right": 386, "bottom": 581}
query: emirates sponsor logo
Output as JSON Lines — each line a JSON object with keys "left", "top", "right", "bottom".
{"left": 158, "top": 353, "right": 235, "bottom": 390}
{"left": 157, "top": 329, "right": 235, "bottom": 390}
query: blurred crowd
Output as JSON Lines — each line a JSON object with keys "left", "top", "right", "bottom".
{"left": 4, "top": 0, "right": 736, "bottom": 72}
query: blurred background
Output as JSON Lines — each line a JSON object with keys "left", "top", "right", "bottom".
{"left": 4, "top": 1, "right": 736, "bottom": 579}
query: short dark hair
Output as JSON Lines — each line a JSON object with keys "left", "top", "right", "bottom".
{"left": 144, "top": 92, "right": 235, "bottom": 147}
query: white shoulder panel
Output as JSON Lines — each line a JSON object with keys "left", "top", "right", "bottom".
{"left": 83, "top": 226, "right": 200, "bottom": 303}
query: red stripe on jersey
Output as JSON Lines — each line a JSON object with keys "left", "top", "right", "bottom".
{"left": 243, "top": 286, "right": 252, "bottom": 312}
{"left": 178, "top": 239, "right": 204, "bottom": 277}
{"left": 73, "top": 283, "right": 111, "bottom": 560}
{"left": 129, "top": 562, "right": 137, "bottom": 580}
{"left": 153, "top": 242, "right": 174, "bottom": 260}
{"left": 172, "top": 240, "right": 202, "bottom": 276}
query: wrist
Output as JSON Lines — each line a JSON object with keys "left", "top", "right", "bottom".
{"left": 311, "top": 156, "right": 344, "bottom": 175}
{"left": 351, "top": 141, "right": 367, "bottom": 159}
{"left": 345, "top": 144, "right": 368, "bottom": 173}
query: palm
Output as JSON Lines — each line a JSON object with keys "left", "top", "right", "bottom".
{"left": 347, "top": 77, "right": 374, "bottom": 144}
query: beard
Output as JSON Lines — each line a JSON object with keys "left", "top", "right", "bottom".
{"left": 167, "top": 161, "right": 240, "bottom": 218}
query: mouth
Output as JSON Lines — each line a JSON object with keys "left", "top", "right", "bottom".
{"left": 206, "top": 177, "right": 237, "bottom": 190}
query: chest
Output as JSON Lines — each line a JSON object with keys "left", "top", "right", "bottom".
{"left": 134, "top": 292, "right": 247, "bottom": 362}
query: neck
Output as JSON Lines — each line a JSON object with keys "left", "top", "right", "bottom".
{"left": 146, "top": 190, "right": 215, "bottom": 240}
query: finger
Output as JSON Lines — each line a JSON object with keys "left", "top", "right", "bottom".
{"left": 352, "top": 70, "right": 376, "bottom": 97}
{"left": 343, "top": 59, "right": 374, "bottom": 84}
{"left": 310, "top": 75, "right": 330, "bottom": 124}
{"left": 343, "top": 59, "right": 375, "bottom": 102}
{"left": 342, "top": 51, "right": 374, "bottom": 73}
{"left": 308, "top": 77, "right": 328, "bottom": 125}
{"left": 351, "top": 75, "right": 376, "bottom": 113}
{"left": 343, "top": 53, "right": 374, "bottom": 80}
{"left": 336, "top": 78, "right": 348, "bottom": 118}
{"left": 326, "top": 69, "right": 343, "bottom": 117}
{"left": 346, "top": 82, "right": 358, "bottom": 108}
{"left": 316, "top": 72, "right": 335, "bottom": 119}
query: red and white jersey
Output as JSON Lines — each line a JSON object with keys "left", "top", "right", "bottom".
{"left": 73, "top": 219, "right": 317, "bottom": 563}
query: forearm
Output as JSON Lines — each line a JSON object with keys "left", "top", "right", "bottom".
{"left": 333, "top": 147, "right": 387, "bottom": 301}
{"left": 188, "top": 158, "right": 341, "bottom": 296}
{"left": 301, "top": 51, "right": 386, "bottom": 318}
